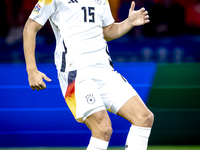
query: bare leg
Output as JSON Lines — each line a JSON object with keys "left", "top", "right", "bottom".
{"left": 117, "top": 95, "right": 154, "bottom": 150}
{"left": 84, "top": 110, "right": 112, "bottom": 150}
{"left": 117, "top": 95, "right": 154, "bottom": 127}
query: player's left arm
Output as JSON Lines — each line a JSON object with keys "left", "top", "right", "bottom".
{"left": 103, "top": 1, "right": 149, "bottom": 41}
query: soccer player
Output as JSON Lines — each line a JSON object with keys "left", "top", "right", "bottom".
{"left": 23, "top": 0, "right": 154, "bottom": 149}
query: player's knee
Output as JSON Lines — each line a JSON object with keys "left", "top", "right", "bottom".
{"left": 94, "top": 123, "right": 113, "bottom": 141}
{"left": 131, "top": 110, "right": 154, "bottom": 127}
{"left": 147, "top": 111, "right": 154, "bottom": 126}
{"left": 141, "top": 110, "right": 154, "bottom": 127}
{"left": 99, "top": 124, "right": 113, "bottom": 140}
{"left": 105, "top": 125, "right": 113, "bottom": 138}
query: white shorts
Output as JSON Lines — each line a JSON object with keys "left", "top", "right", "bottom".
{"left": 58, "top": 64, "right": 138, "bottom": 123}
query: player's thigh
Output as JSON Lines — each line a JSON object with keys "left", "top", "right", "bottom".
{"left": 99, "top": 70, "right": 138, "bottom": 114}
{"left": 117, "top": 95, "right": 153, "bottom": 127}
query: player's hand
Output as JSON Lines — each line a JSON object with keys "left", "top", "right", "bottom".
{"left": 27, "top": 70, "right": 52, "bottom": 91}
{"left": 128, "top": 1, "right": 150, "bottom": 26}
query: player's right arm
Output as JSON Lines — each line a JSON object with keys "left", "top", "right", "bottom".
{"left": 23, "top": 18, "right": 51, "bottom": 91}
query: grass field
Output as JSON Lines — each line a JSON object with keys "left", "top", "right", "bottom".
{"left": 0, "top": 146, "right": 200, "bottom": 150}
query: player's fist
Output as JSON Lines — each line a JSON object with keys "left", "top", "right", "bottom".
{"left": 27, "top": 70, "right": 51, "bottom": 91}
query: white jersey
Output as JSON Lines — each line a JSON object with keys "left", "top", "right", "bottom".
{"left": 29, "top": 0, "right": 115, "bottom": 72}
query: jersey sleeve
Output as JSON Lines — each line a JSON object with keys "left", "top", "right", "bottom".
{"left": 102, "top": 0, "right": 115, "bottom": 27}
{"left": 29, "top": 0, "right": 56, "bottom": 26}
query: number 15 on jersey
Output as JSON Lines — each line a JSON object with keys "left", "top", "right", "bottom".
{"left": 81, "top": 7, "right": 95, "bottom": 23}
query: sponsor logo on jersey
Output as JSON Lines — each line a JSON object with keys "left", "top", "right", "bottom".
{"left": 33, "top": 3, "right": 41, "bottom": 14}
{"left": 68, "top": 0, "right": 79, "bottom": 4}
{"left": 85, "top": 94, "right": 95, "bottom": 104}
{"left": 94, "top": 0, "right": 101, "bottom": 5}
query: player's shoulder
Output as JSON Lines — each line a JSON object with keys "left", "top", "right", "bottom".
{"left": 103, "top": 0, "right": 109, "bottom": 4}
{"left": 36, "top": 0, "right": 55, "bottom": 5}
{"left": 34, "top": 0, "right": 58, "bottom": 8}
{"left": 101, "top": 0, "right": 110, "bottom": 6}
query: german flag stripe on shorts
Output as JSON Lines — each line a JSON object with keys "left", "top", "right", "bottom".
{"left": 65, "top": 70, "right": 77, "bottom": 119}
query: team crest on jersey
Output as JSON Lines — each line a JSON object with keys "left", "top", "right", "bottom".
{"left": 85, "top": 94, "right": 96, "bottom": 104}
{"left": 33, "top": 3, "right": 41, "bottom": 14}
{"left": 94, "top": 0, "right": 101, "bottom": 5}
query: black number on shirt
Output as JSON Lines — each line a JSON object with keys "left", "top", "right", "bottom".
{"left": 81, "top": 7, "right": 95, "bottom": 23}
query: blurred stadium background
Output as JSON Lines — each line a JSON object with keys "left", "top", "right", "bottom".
{"left": 0, "top": 0, "right": 200, "bottom": 149}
